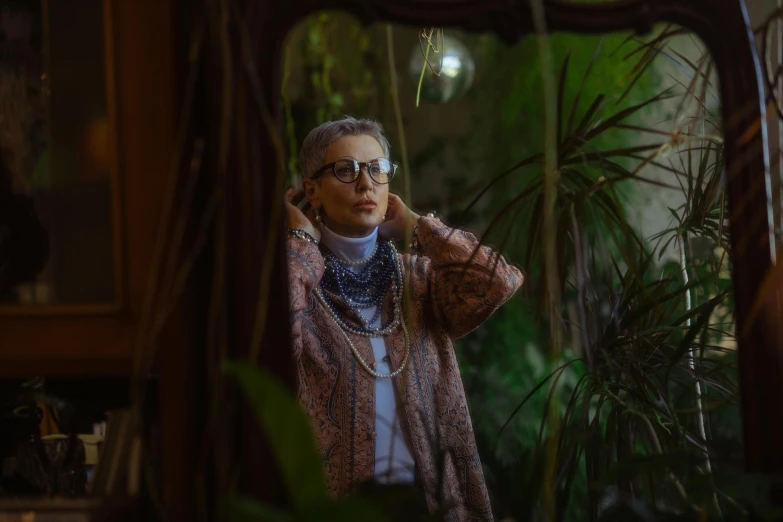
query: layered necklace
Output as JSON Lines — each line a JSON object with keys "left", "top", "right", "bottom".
{"left": 314, "top": 239, "right": 410, "bottom": 379}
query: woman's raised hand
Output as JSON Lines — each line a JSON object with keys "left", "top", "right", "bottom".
{"left": 378, "top": 194, "right": 420, "bottom": 241}
{"left": 285, "top": 188, "right": 320, "bottom": 242}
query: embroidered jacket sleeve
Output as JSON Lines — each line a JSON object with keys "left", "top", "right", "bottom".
{"left": 414, "top": 216, "right": 523, "bottom": 339}
{"left": 287, "top": 237, "right": 325, "bottom": 358}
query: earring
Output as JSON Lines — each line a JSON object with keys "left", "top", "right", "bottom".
{"left": 315, "top": 207, "right": 323, "bottom": 225}
{"left": 383, "top": 214, "right": 387, "bottom": 221}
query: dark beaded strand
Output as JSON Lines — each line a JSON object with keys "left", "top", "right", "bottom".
{"left": 317, "top": 240, "right": 402, "bottom": 336}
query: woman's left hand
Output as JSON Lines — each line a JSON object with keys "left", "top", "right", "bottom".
{"left": 379, "top": 194, "right": 420, "bottom": 241}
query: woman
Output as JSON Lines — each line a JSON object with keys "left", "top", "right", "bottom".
{"left": 285, "top": 117, "right": 523, "bottom": 521}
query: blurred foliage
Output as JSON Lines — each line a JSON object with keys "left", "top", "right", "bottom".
{"left": 283, "top": 12, "right": 390, "bottom": 184}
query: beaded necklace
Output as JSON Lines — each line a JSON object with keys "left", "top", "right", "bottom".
{"left": 314, "top": 240, "right": 410, "bottom": 378}
{"left": 318, "top": 240, "right": 399, "bottom": 334}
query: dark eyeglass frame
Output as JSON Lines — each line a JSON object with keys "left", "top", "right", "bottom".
{"left": 310, "top": 157, "right": 398, "bottom": 184}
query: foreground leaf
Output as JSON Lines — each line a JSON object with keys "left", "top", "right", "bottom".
{"left": 223, "top": 360, "right": 328, "bottom": 511}
{"left": 223, "top": 495, "right": 291, "bottom": 522}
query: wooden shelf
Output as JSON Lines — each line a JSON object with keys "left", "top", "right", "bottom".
{"left": 0, "top": 496, "right": 140, "bottom": 522}
{"left": 0, "top": 355, "right": 133, "bottom": 378}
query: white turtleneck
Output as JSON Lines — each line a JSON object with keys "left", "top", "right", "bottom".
{"left": 319, "top": 225, "right": 416, "bottom": 485}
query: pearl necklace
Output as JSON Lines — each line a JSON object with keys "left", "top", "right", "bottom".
{"left": 314, "top": 242, "right": 410, "bottom": 379}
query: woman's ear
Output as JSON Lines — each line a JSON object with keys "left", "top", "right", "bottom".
{"left": 303, "top": 177, "right": 320, "bottom": 209}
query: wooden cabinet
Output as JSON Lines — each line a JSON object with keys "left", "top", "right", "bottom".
{"left": 0, "top": 0, "right": 178, "bottom": 379}
{"left": 0, "top": 2, "right": 193, "bottom": 519}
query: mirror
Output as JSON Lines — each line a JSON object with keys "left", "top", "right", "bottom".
{"left": 0, "top": 0, "right": 119, "bottom": 308}
{"left": 279, "top": 11, "right": 753, "bottom": 520}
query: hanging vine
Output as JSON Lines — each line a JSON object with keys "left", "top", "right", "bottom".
{"left": 415, "top": 27, "right": 444, "bottom": 107}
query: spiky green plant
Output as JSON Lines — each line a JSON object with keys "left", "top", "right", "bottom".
{"left": 468, "top": 19, "right": 783, "bottom": 522}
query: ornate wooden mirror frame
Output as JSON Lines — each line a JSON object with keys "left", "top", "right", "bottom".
{"left": 229, "top": 0, "right": 780, "bottom": 502}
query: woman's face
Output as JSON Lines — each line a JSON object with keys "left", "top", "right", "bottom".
{"left": 304, "top": 135, "right": 389, "bottom": 238}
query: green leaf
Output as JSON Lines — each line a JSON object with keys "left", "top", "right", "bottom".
{"left": 221, "top": 494, "right": 392, "bottom": 522}
{"left": 223, "top": 361, "right": 328, "bottom": 511}
{"left": 499, "top": 358, "right": 585, "bottom": 437}
{"left": 556, "top": 52, "right": 571, "bottom": 147}
{"left": 297, "top": 498, "right": 390, "bottom": 522}
{"left": 352, "top": 482, "right": 432, "bottom": 521}
{"left": 667, "top": 207, "right": 681, "bottom": 225}
{"left": 307, "top": 29, "right": 321, "bottom": 47}
{"left": 323, "top": 54, "right": 338, "bottom": 69}
{"left": 329, "top": 92, "right": 344, "bottom": 108}
{"left": 222, "top": 495, "right": 293, "bottom": 522}
{"left": 584, "top": 91, "right": 676, "bottom": 142}
{"left": 565, "top": 37, "right": 604, "bottom": 139}
{"left": 310, "top": 71, "right": 321, "bottom": 88}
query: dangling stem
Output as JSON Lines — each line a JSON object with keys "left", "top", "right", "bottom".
{"left": 680, "top": 233, "right": 722, "bottom": 516}
{"left": 678, "top": 234, "right": 714, "bottom": 474}
{"left": 386, "top": 25, "right": 413, "bottom": 255}
{"left": 416, "top": 44, "right": 430, "bottom": 108}
{"left": 530, "top": 0, "right": 561, "bottom": 519}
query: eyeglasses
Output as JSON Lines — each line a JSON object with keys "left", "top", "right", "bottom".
{"left": 311, "top": 157, "right": 398, "bottom": 184}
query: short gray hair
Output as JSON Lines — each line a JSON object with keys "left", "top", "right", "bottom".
{"left": 299, "top": 117, "right": 391, "bottom": 180}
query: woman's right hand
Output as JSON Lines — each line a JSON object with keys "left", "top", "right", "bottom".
{"left": 285, "top": 188, "right": 320, "bottom": 242}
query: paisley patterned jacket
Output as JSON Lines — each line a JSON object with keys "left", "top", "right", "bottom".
{"left": 287, "top": 216, "right": 523, "bottom": 521}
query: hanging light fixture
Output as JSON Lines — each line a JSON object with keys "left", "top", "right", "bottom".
{"left": 408, "top": 32, "right": 475, "bottom": 105}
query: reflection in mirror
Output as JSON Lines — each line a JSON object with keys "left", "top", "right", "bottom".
{"left": 0, "top": 0, "right": 117, "bottom": 306}
{"left": 279, "top": 13, "right": 747, "bottom": 521}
